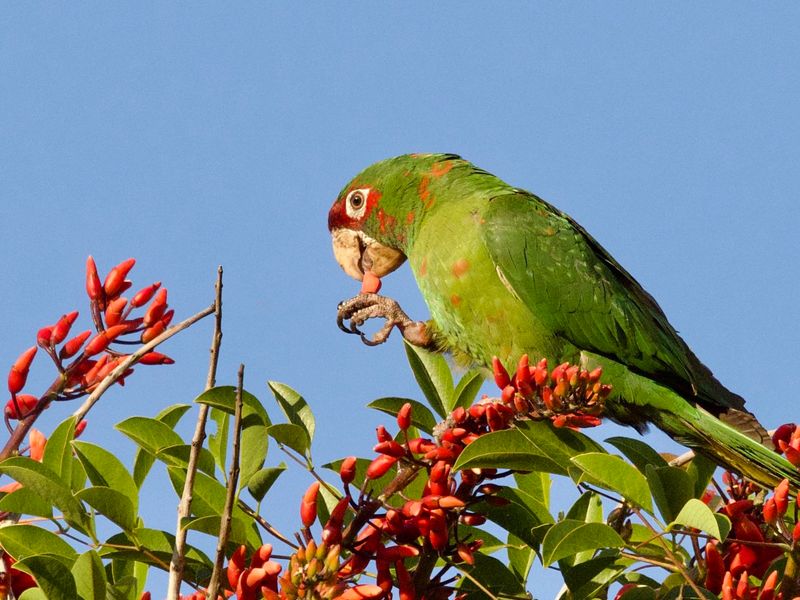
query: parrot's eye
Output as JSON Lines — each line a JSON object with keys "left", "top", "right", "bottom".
{"left": 345, "top": 188, "right": 370, "bottom": 220}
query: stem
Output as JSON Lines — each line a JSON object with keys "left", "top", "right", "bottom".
{"left": 167, "top": 267, "right": 223, "bottom": 600}
{"left": 206, "top": 364, "right": 245, "bottom": 599}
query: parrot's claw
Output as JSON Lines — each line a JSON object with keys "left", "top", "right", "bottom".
{"left": 336, "top": 293, "right": 432, "bottom": 348}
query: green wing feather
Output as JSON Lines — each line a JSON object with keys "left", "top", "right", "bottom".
{"left": 478, "top": 191, "right": 744, "bottom": 415}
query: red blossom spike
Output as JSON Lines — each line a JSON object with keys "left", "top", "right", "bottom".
{"left": 249, "top": 543, "right": 273, "bottom": 568}
{"left": 492, "top": 356, "right": 510, "bottom": 389}
{"left": 374, "top": 440, "right": 406, "bottom": 458}
{"left": 8, "top": 346, "right": 37, "bottom": 394}
{"left": 397, "top": 402, "right": 412, "bottom": 431}
{"left": 160, "top": 309, "right": 175, "bottom": 327}
{"left": 37, "top": 325, "right": 54, "bottom": 347}
{"left": 704, "top": 543, "right": 725, "bottom": 594}
{"left": 366, "top": 454, "right": 397, "bottom": 479}
{"left": 104, "top": 297, "right": 127, "bottom": 327}
{"left": 50, "top": 311, "right": 79, "bottom": 345}
{"left": 86, "top": 256, "right": 104, "bottom": 302}
{"left": 227, "top": 545, "right": 248, "bottom": 590}
{"left": 138, "top": 352, "right": 175, "bottom": 365}
{"left": 773, "top": 478, "right": 790, "bottom": 516}
{"left": 375, "top": 425, "right": 392, "bottom": 443}
{"left": 339, "top": 456, "right": 357, "bottom": 485}
{"left": 59, "top": 330, "right": 91, "bottom": 360}
{"left": 84, "top": 325, "right": 128, "bottom": 356}
{"left": 141, "top": 321, "right": 166, "bottom": 343}
{"left": 515, "top": 354, "right": 530, "bottom": 386}
{"left": 103, "top": 258, "right": 136, "bottom": 298}
{"left": 131, "top": 282, "right": 161, "bottom": 308}
{"left": 762, "top": 497, "right": 777, "bottom": 524}
{"left": 75, "top": 419, "right": 88, "bottom": 438}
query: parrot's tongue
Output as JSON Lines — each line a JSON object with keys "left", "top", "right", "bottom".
{"left": 360, "top": 271, "right": 382, "bottom": 294}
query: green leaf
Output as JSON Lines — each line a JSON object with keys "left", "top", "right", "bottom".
{"left": 460, "top": 525, "right": 504, "bottom": 554}
{"left": 617, "top": 587, "right": 658, "bottom": 600}
{"left": 72, "top": 550, "right": 107, "bottom": 600}
{"left": 13, "top": 555, "right": 77, "bottom": 600}
{"left": 367, "top": 397, "right": 437, "bottom": 434}
{"left": 42, "top": 416, "right": 77, "bottom": 484}
{"left": 516, "top": 419, "right": 606, "bottom": 474}
{"left": 670, "top": 498, "right": 729, "bottom": 540}
{"left": 18, "top": 589, "right": 48, "bottom": 600}
{"left": 454, "top": 428, "right": 563, "bottom": 473}
{"left": 403, "top": 341, "right": 452, "bottom": 418}
{"left": 646, "top": 465, "right": 694, "bottom": 523}
{"left": 75, "top": 486, "right": 137, "bottom": 532}
{"left": 116, "top": 416, "right": 183, "bottom": 454}
{"left": 456, "top": 552, "right": 527, "bottom": 600}
{"left": 605, "top": 436, "right": 668, "bottom": 472}
{"left": 267, "top": 423, "right": 310, "bottom": 457}
{"left": 514, "top": 471, "right": 551, "bottom": 509}
{"left": 562, "top": 492, "right": 605, "bottom": 566}
{"left": 183, "top": 514, "right": 251, "bottom": 547}
{"left": 131, "top": 403, "right": 190, "bottom": 488}
{"left": 570, "top": 453, "right": 653, "bottom": 511}
{"left": 450, "top": 368, "right": 485, "bottom": 412}
{"left": 0, "top": 456, "right": 88, "bottom": 532}
{"left": 157, "top": 444, "right": 217, "bottom": 477}
{"left": 247, "top": 464, "right": 287, "bottom": 503}
{"left": 208, "top": 406, "right": 230, "bottom": 473}
{"left": 0, "top": 524, "right": 78, "bottom": 560}
{"left": 475, "top": 487, "right": 553, "bottom": 549}
{"left": 687, "top": 453, "right": 718, "bottom": 498}
{"left": 562, "top": 553, "right": 626, "bottom": 598}
{"left": 72, "top": 441, "right": 139, "bottom": 513}
{"left": 267, "top": 381, "right": 315, "bottom": 441}
{"left": 507, "top": 532, "right": 535, "bottom": 583}
{"left": 541, "top": 520, "right": 624, "bottom": 566}
{"left": 0, "top": 486, "right": 53, "bottom": 518}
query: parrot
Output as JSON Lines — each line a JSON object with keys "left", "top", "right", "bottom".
{"left": 328, "top": 153, "right": 797, "bottom": 489}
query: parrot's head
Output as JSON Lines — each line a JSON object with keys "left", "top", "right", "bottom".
{"left": 328, "top": 153, "right": 465, "bottom": 281}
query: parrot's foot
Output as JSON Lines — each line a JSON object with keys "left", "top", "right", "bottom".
{"left": 337, "top": 293, "right": 432, "bottom": 348}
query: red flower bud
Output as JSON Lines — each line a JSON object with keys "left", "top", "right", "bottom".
{"left": 375, "top": 425, "right": 392, "bottom": 443}
{"left": 793, "top": 521, "right": 800, "bottom": 543}
{"left": 300, "top": 481, "right": 320, "bottom": 528}
{"left": 772, "top": 423, "right": 796, "bottom": 451}
{"left": 340, "top": 456, "right": 357, "bottom": 485}
{"left": 50, "top": 311, "right": 79, "bottom": 345}
{"left": 143, "top": 288, "right": 168, "bottom": 327}
{"left": 86, "top": 256, "right": 104, "bottom": 302}
{"left": 704, "top": 543, "right": 725, "bottom": 594}
{"left": 395, "top": 560, "right": 414, "bottom": 600}
{"left": 762, "top": 497, "right": 777, "bottom": 525}
{"left": 84, "top": 325, "right": 128, "bottom": 356}
{"left": 459, "top": 513, "right": 486, "bottom": 526}
{"left": 60, "top": 330, "right": 91, "bottom": 360}
{"left": 138, "top": 352, "right": 175, "bottom": 365}
{"left": 374, "top": 440, "right": 406, "bottom": 458}
{"left": 160, "top": 309, "right": 175, "bottom": 327}
{"left": 75, "top": 419, "right": 88, "bottom": 438}
{"left": 457, "top": 543, "right": 475, "bottom": 565}
{"left": 249, "top": 543, "right": 273, "bottom": 568}
{"left": 227, "top": 545, "right": 248, "bottom": 589}
{"left": 760, "top": 570, "right": 778, "bottom": 600}
{"left": 407, "top": 437, "right": 436, "bottom": 454}
{"left": 337, "top": 585, "right": 386, "bottom": 600}
{"left": 437, "top": 495, "right": 465, "bottom": 509}
{"left": 397, "top": 402, "right": 412, "bottom": 431}
{"left": 515, "top": 354, "right": 530, "bottom": 386}
{"left": 104, "top": 297, "right": 128, "bottom": 327}
{"left": 141, "top": 321, "right": 166, "bottom": 343}
{"left": 103, "top": 258, "right": 136, "bottom": 298}
{"left": 773, "top": 478, "right": 790, "bottom": 516}
{"left": 8, "top": 346, "right": 37, "bottom": 394}
{"left": 36, "top": 326, "right": 54, "bottom": 347}
{"left": 366, "top": 454, "right": 397, "bottom": 479}
{"left": 5, "top": 394, "right": 38, "bottom": 419}
{"left": 492, "top": 357, "right": 510, "bottom": 389}
{"left": 376, "top": 545, "right": 419, "bottom": 561}
{"left": 131, "top": 282, "right": 161, "bottom": 308}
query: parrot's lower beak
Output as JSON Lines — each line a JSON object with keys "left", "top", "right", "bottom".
{"left": 331, "top": 229, "right": 406, "bottom": 281}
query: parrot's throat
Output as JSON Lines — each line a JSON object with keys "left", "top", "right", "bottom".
{"left": 331, "top": 228, "right": 406, "bottom": 281}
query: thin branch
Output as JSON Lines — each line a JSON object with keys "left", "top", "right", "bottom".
{"left": 71, "top": 302, "right": 216, "bottom": 421}
{"left": 207, "top": 364, "right": 245, "bottom": 599}
{"left": 167, "top": 267, "right": 223, "bottom": 600}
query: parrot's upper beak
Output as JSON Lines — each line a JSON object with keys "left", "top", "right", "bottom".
{"left": 331, "top": 229, "right": 406, "bottom": 281}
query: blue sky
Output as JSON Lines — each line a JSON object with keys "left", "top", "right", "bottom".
{"left": 2, "top": 4, "right": 799, "bottom": 598}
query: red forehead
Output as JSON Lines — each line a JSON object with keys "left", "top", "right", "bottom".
{"left": 327, "top": 186, "right": 381, "bottom": 231}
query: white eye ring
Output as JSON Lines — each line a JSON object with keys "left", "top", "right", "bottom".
{"left": 345, "top": 188, "right": 370, "bottom": 220}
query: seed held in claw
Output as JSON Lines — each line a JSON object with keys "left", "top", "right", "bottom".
{"left": 360, "top": 270, "right": 382, "bottom": 295}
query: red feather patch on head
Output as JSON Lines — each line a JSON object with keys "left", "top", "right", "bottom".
{"left": 328, "top": 187, "right": 381, "bottom": 231}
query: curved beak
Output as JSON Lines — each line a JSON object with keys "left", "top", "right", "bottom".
{"left": 331, "top": 229, "right": 406, "bottom": 281}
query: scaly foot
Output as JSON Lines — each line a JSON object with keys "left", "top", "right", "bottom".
{"left": 337, "top": 293, "right": 432, "bottom": 348}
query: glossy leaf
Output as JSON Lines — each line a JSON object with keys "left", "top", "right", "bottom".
{"left": 605, "top": 436, "right": 668, "bottom": 472}
{"left": 157, "top": 444, "right": 216, "bottom": 477}
{"left": 562, "top": 553, "right": 626, "bottom": 598}
{"left": 247, "top": 464, "right": 287, "bottom": 503}
{"left": 42, "top": 416, "right": 77, "bottom": 484}
{"left": 0, "top": 486, "right": 53, "bottom": 518}
{"left": 475, "top": 487, "right": 553, "bottom": 549}
{"left": 450, "top": 368, "right": 485, "bottom": 412}
{"left": 72, "top": 550, "right": 107, "bottom": 600}
{"left": 646, "top": 465, "right": 694, "bottom": 523}
{"left": 267, "top": 423, "right": 310, "bottom": 457}
{"left": 116, "top": 416, "right": 183, "bottom": 454}
{"left": 76, "top": 486, "right": 137, "bottom": 532}
{"left": 514, "top": 471, "right": 551, "bottom": 510}
{"left": 268, "top": 381, "right": 315, "bottom": 441}
{"left": 208, "top": 406, "right": 230, "bottom": 473}
{"left": 507, "top": 532, "right": 535, "bottom": 584}
{"left": 454, "top": 428, "right": 563, "bottom": 473}
{"left": 517, "top": 420, "right": 606, "bottom": 474}
{"left": 403, "top": 341, "right": 452, "bottom": 418}
{"left": 13, "top": 555, "right": 77, "bottom": 600}
{"left": 686, "top": 453, "right": 718, "bottom": 498}
{"left": 571, "top": 453, "right": 653, "bottom": 511}
{"left": 541, "top": 520, "right": 624, "bottom": 566}
{"left": 669, "top": 498, "right": 729, "bottom": 540}
{"left": 367, "top": 397, "right": 437, "bottom": 434}
{"left": 72, "top": 441, "right": 139, "bottom": 513}
{"left": 131, "top": 403, "right": 190, "bottom": 488}
{"left": 0, "top": 523, "right": 77, "bottom": 560}
{"left": 456, "top": 552, "right": 527, "bottom": 600}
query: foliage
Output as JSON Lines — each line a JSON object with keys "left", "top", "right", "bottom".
{"left": 1, "top": 258, "right": 799, "bottom": 600}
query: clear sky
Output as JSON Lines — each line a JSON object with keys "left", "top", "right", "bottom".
{"left": 2, "top": 4, "right": 799, "bottom": 598}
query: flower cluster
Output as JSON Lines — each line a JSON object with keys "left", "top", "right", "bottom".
{"left": 492, "top": 355, "right": 609, "bottom": 428}
{"left": 3, "top": 257, "right": 175, "bottom": 432}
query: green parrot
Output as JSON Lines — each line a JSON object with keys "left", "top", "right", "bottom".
{"left": 328, "top": 153, "right": 796, "bottom": 488}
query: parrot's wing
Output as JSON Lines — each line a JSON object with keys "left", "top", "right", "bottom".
{"left": 479, "top": 191, "right": 745, "bottom": 414}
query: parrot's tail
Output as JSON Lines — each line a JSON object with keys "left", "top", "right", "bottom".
{"left": 657, "top": 405, "right": 800, "bottom": 490}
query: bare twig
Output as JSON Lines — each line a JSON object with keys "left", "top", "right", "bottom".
{"left": 207, "top": 364, "right": 245, "bottom": 599}
{"left": 71, "top": 302, "right": 216, "bottom": 422}
{"left": 167, "top": 267, "right": 223, "bottom": 600}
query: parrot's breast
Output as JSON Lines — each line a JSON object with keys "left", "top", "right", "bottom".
{"left": 408, "top": 202, "right": 564, "bottom": 367}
